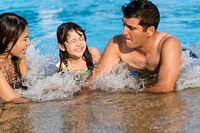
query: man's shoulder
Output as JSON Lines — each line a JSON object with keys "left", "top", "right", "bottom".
{"left": 102, "top": 34, "right": 124, "bottom": 57}
{"left": 110, "top": 34, "right": 124, "bottom": 44}
{"left": 106, "top": 34, "right": 125, "bottom": 50}
{"left": 157, "top": 33, "right": 182, "bottom": 57}
{"left": 106, "top": 34, "right": 128, "bottom": 52}
{"left": 158, "top": 32, "right": 179, "bottom": 43}
{"left": 157, "top": 32, "right": 181, "bottom": 48}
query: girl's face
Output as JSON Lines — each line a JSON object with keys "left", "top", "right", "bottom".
{"left": 63, "top": 30, "right": 86, "bottom": 59}
{"left": 9, "top": 26, "right": 31, "bottom": 59}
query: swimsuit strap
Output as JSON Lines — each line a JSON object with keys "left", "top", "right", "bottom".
{"left": 67, "top": 60, "right": 88, "bottom": 73}
{"left": 81, "top": 68, "right": 90, "bottom": 75}
{"left": 55, "top": 61, "right": 67, "bottom": 72}
{"left": 56, "top": 60, "right": 91, "bottom": 78}
{"left": 80, "top": 68, "right": 92, "bottom": 79}
{"left": 0, "top": 60, "right": 24, "bottom": 89}
{"left": 67, "top": 60, "right": 91, "bottom": 78}
{"left": 67, "top": 60, "right": 71, "bottom": 71}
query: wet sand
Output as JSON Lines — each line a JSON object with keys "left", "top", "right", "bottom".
{"left": 0, "top": 88, "right": 200, "bottom": 133}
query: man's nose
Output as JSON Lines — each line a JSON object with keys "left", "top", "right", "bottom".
{"left": 122, "top": 25, "right": 128, "bottom": 35}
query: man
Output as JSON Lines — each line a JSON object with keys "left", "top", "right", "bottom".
{"left": 88, "top": 0, "right": 183, "bottom": 93}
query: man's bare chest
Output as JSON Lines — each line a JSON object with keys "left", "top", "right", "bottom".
{"left": 120, "top": 52, "right": 160, "bottom": 71}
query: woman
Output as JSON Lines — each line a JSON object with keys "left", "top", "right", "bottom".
{"left": 0, "top": 12, "right": 31, "bottom": 103}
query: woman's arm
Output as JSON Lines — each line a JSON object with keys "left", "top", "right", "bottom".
{"left": 0, "top": 71, "right": 30, "bottom": 103}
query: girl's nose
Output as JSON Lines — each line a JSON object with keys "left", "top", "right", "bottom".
{"left": 26, "top": 38, "right": 31, "bottom": 46}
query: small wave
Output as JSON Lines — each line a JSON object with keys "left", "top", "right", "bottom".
{"left": 176, "top": 42, "right": 200, "bottom": 91}
{"left": 18, "top": 38, "right": 200, "bottom": 102}
{"left": 38, "top": 8, "right": 63, "bottom": 14}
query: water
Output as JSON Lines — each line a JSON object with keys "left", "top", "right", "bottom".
{"left": 0, "top": 0, "right": 200, "bottom": 132}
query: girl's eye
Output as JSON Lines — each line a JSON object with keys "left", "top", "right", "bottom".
{"left": 80, "top": 37, "right": 84, "bottom": 41}
{"left": 68, "top": 39, "right": 76, "bottom": 44}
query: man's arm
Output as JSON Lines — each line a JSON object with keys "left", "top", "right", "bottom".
{"left": 88, "top": 35, "right": 121, "bottom": 80}
{"left": 143, "top": 36, "right": 183, "bottom": 93}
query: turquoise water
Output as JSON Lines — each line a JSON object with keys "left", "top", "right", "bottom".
{"left": 1, "top": 0, "right": 199, "bottom": 53}
{"left": 1, "top": 0, "right": 200, "bottom": 132}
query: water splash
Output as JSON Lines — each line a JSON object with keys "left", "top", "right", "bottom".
{"left": 176, "top": 42, "right": 200, "bottom": 91}
{"left": 16, "top": 36, "right": 200, "bottom": 102}
{"left": 16, "top": 35, "right": 81, "bottom": 102}
{"left": 89, "top": 63, "right": 141, "bottom": 92}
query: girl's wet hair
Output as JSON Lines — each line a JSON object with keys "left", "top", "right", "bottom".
{"left": 0, "top": 12, "right": 28, "bottom": 78}
{"left": 57, "top": 22, "right": 94, "bottom": 73}
{"left": 122, "top": 0, "right": 160, "bottom": 31}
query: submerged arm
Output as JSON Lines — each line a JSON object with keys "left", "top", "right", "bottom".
{"left": 143, "top": 36, "right": 183, "bottom": 93}
{"left": 0, "top": 71, "right": 30, "bottom": 103}
{"left": 0, "top": 71, "right": 20, "bottom": 102}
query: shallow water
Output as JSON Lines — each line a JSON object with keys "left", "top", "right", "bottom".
{"left": 1, "top": 0, "right": 200, "bottom": 132}
{"left": 1, "top": 88, "right": 200, "bottom": 132}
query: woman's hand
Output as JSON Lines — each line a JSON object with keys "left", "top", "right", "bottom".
{"left": 6, "top": 97, "right": 31, "bottom": 104}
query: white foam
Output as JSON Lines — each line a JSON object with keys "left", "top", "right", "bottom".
{"left": 16, "top": 35, "right": 81, "bottom": 102}
{"left": 17, "top": 37, "right": 200, "bottom": 102}
{"left": 176, "top": 43, "right": 200, "bottom": 91}
{"left": 89, "top": 63, "right": 141, "bottom": 92}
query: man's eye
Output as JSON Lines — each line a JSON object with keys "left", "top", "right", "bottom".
{"left": 128, "top": 26, "right": 135, "bottom": 30}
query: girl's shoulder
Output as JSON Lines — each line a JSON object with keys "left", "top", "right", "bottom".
{"left": 88, "top": 47, "right": 101, "bottom": 64}
{"left": 88, "top": 47, "right": 100, "bottom": 55}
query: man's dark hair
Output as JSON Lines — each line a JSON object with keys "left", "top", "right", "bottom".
{"left": 122, "top": 0, "right": 160, "bottom": 31}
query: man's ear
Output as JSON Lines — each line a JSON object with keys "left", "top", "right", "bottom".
{"left": 146, "top": 26, "right": 155, "bottom": 36}
{"left": 58, "top": 43, "right": 65, "bottom": 51}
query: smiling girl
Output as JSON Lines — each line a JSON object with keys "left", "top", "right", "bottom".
{"left": 0, "top": 12, "right": 31, "bottom": 103}
{"left": 56, "top": 22, "right": 101, "bottom": 79}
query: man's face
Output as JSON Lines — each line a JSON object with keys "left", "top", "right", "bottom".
{"left": 122, "top": 17, "right": 149, "bottom": 49}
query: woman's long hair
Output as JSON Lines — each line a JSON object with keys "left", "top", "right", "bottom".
{"left": 0, "top": 12, "right": 28, "bottom": 78}
{"left": 57, "top": 22, "right": 94, "bottom": 73}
